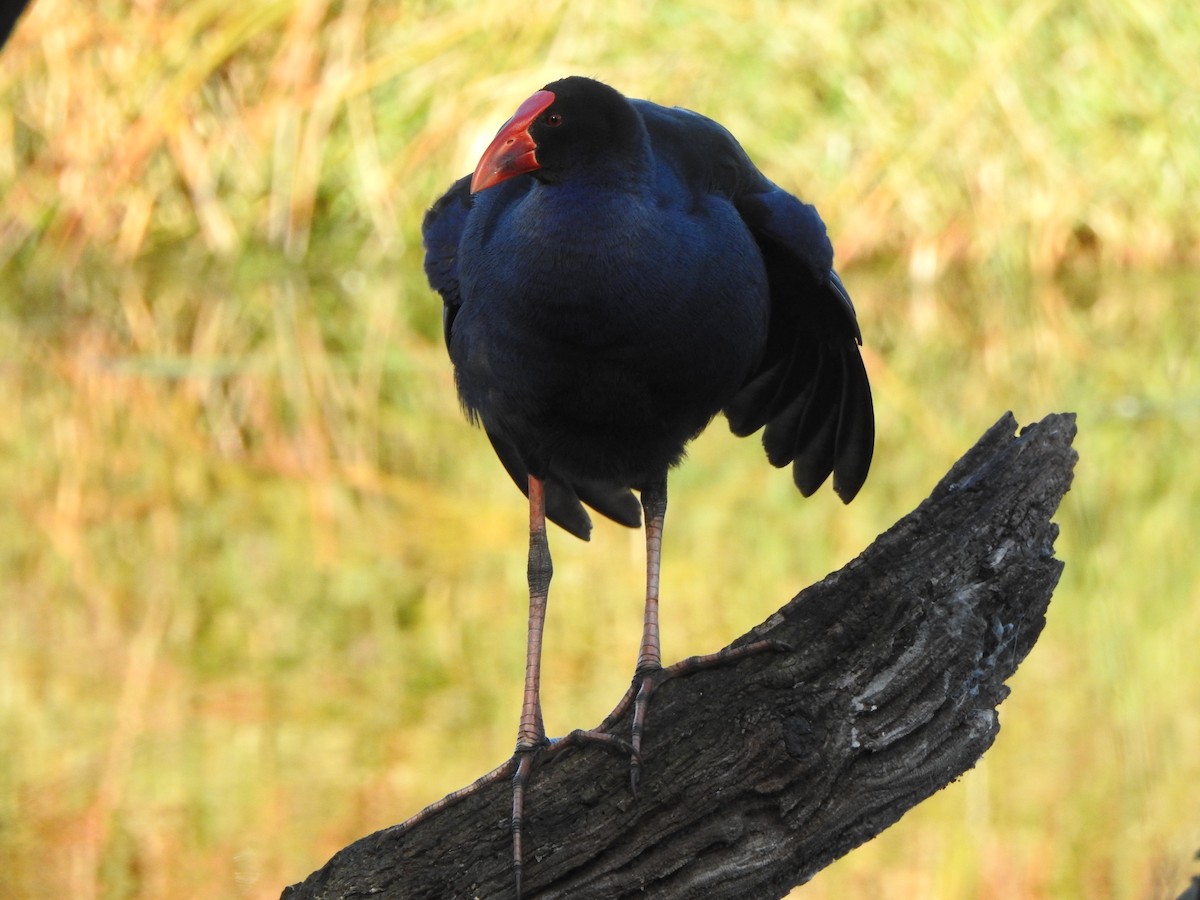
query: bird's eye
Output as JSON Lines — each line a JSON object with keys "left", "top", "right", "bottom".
{"left": 544, "top": 112, "right": 563, "bottom": 127}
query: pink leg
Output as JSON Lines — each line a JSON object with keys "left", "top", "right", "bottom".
{"left": 628, "top": 477, "right": 666, "bottom": 793}
{"left": 516, "top": 475, "right": 551, "bottom": 752}
{"left": 510, "top": 474, "right": 552, "bottom": 897}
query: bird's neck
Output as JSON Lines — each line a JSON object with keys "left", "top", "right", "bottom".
{"left": 538, "top": 129, "right": 654, "bottom": 195}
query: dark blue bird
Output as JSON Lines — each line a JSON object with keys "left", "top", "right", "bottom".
{"left": 423, "top": 75, "right": 873, "bottom": 893}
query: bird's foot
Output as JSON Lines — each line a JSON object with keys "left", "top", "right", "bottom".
{"left": 510, "top": 729, "right": 637, "bottom": 898}
{"left": 624, "top": 637, "right": 790, "bottom": 795}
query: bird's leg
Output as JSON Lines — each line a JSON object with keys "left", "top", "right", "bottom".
{"left": 628, "top": 474, "right": 667, "bottom": 794}
{"left": 517, "top": 475, "right": 552, "bottom": 752}
{"left": 625, "top": 475, "right": 789, "bottom": 795}
{"left": 510, "top": 473, "right": 552, "bottom": 896}
{"left": 637, "top": 476, "right": 667, "bottom": 676}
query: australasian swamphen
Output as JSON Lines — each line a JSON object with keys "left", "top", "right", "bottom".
{"left": 422, "top": 75, "right": 874, "bottom": 893}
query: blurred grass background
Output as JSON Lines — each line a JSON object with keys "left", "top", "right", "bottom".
{"left": 1, "top": 0, "right": 1198, "bottom": 897}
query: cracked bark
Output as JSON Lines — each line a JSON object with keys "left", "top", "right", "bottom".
{"left": 284, "top": 411, "right": 1078, "bottom": 900}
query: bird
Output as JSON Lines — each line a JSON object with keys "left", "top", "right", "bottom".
{"left": 422, "top": 75, "right": 873, "bottom": 894}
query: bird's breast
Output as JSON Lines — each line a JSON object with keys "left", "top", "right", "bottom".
{"left": 453, "top": 179, "right": 770, "bottom": 478}
{"left": 465, "top": 183, "right": 766, "bottom": 341}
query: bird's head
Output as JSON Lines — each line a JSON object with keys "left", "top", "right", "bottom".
{"left": 470, "top": 76, "right": 644, "bottom": 194}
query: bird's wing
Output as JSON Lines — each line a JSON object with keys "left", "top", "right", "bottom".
{"left": 726, "top": 189, "right": 874, "bottom": 503}
{"left": 636, "top": 101, "right": 874, "bottom": 502}
{"left": 422, "top": 174, "right": 473, "bottom": 352}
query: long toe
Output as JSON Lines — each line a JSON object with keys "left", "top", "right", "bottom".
{"left": 628, "top": 671, "right": 661, "bottom": 796}
{"left": 510, "top": 751, "right": 538, "bottom": 899}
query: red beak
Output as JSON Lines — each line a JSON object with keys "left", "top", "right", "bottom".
{"left": 471, "top": 90, "right": 556, "bottom": 194}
